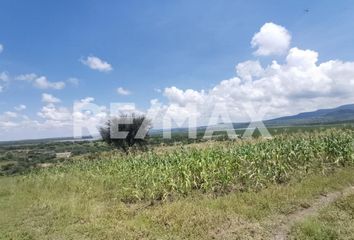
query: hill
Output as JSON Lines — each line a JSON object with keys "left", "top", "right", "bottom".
{"left": 266, "top": 104, "right": 354, "bottom": 126}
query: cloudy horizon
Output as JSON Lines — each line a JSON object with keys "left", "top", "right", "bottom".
{"left": 1, "top": 1, "right": 354, "bottom": 141}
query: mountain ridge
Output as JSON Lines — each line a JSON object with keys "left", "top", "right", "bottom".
{"left": 266, "top": 104, "right": 354, "bottom": 125}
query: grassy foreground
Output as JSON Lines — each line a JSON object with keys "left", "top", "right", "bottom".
{"left": 0, "top": 129, "right": 354, "bottom": 239}
{"left": 1, "top": 168, "right": 354, "bottom": 239}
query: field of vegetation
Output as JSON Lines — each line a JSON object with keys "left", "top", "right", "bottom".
{"left": 0, "top": 127, "right": 354, "bottom": 239}
{"left": 0, "top": 140, "right": 112, "bottom": 175}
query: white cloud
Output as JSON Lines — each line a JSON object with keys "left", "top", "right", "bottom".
{"left": 16, "top": 73, "right": 66, "bottom": 90}
{"left": 236, "top": 61, "right": 264, "bottom": 82}
{"left": 0, "top": 121, "right": 18, "bottom": 128}
{"left": 37, "top": 104, "right": 72, "bottom": 126}
{"left": 0, "top": 105, "right": 68, "bottom": 139}
{"left": 0, "top": 72, "right": 9, "bottom": 92}
{"left": 73, "top": 97, "right": 107, "bottom": 119}
{"left": 154, "top": 88, "right": 162, "bottom": 93}
{"left": 0, "top": 44, "right": 3, "bottom": 53}
{"left": 116, "top": 87, "right": 131, "bottom": 96}
{"left": 164, "top": 86, "right": 205, "bottom": 106}
{"left": 3, "top": 23, "right": 354, "bottom": 139}
{"left": 80, "top": 97, "right": 95, "bottom": 104}
{"left": 151, "top": 45, "right": 354, "bottom": 127}
{"left": 16, "top": 73, "right": 37, "bottom": 81}
{"left": 81, "top": 56, "right": 113, "bottom": 72}
{"left": 0, "top": 96, "right": 137, "bottom": 139}
{"left": 4, "top": 111, "right": 17, "bottom": 118}
{"left": 67, "top": 77, "right": 79, "bottom": 86}
{"left": 251, "top": 22, "right": 291, "bottom": 56}
{"left": 34, "top": 76, "right": 65, "bottom": 90}
{"left": 0, "top": 96, "right": 106, "bottom": 140}
{"left": 14, "top": 105, "right": 26, "bottom": 111}
{"left": 0, "top": 111, "right": 22, "bottom": 129}
{"left": 0, "top": 72, "right": 9, "bottom": 82}
{"left": 42, "top": 93, "right": 61, "bottom": 104}
{"left": 72, "top": 97, "right": 108, "bottom": 136}
{"left": 286, "top": 47, "right": 318, "bottom": 69}
{"left": 145, "top": 23, "right": 354, "bottom": 128}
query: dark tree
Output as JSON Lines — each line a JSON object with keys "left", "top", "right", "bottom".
{"left": 99, "top": 115, "right": 152, "bottom": 152}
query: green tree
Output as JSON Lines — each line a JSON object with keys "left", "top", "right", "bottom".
{"left": 99, "top": 115, "right": 151, "bottom": 152}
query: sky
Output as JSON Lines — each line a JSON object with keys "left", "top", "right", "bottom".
{"left": 1, "top": 0, "right": 354, "bottom": 140}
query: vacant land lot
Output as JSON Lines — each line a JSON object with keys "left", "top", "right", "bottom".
{"left": 0, "top": 129, "right": 353, "bottom": 239}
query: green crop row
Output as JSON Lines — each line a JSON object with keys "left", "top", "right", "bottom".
{"left": 23, "top": 129, "right": 354, "bottom": 202}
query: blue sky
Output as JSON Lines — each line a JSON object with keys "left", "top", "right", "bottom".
{"left": 1, "top": 0, "right": 354, "bottom": 140}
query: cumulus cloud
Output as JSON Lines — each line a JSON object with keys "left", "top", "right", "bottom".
{"left": 151, "top": 45, "right": 354, "bottom": 128}
{"left": 251, "top": 22, "right": 291, "bottom": 56}
{"left": 37, "top": 97, "right": 107, "bottom": 133}
{"left": 72, "top": 97, "right": 109, "bottom": 137}
{"left": 34, "top": 76, "right": 65, "bottom": 90}
{"left": 236, "top": 61, "right": 264, "bottom": 82}
{"left": 37, "top": 104, "right": 72, "bottom": 128}
{"left": 0, "top": 96, "right": 106, "bottom": 140}
{"left": 0, "top": 111, "right": 42, "bottom": 139}
{"left": 164, "top": 87, "right": 206, "bottom": 106}
{"left": 116, "top": 87, "right": 131, "bottom": 96}
{"left": 286, "top": 47, "right": 318, "bottom": 69}
{"left": 1, "top": 96, "right": 142, "bottom": 139}
{"left": 140, "top": 23, "right": 353, "bottom": 129}
{"left": 81, "top": 56, "right": 113, "bottom": 72}
{"left": 42, "top": 93, "right": 61, "bottom": 104}
{"left": 16, "top": 73, "right": 65, "bottom": 90}
{"left": 0, "top": 110, "right": 26, "bottom": 129}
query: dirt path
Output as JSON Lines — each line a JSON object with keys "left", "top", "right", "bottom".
{"left": 273, "top": 186, "right": 354, "bottom": 240}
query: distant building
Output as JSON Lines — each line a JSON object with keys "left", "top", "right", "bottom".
{"left": 56, "top": 152, "right": 72, "bottom": 158}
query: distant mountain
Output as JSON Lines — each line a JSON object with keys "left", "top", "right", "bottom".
{"left": 266, "top": 104, "right": 354, "bottom": 126}
{"left": 151, "top": 104, "right": 354, "bottom": 136}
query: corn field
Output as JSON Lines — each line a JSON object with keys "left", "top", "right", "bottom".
{"left": 25, "top": 129, "right": 354, "bottom": 202}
